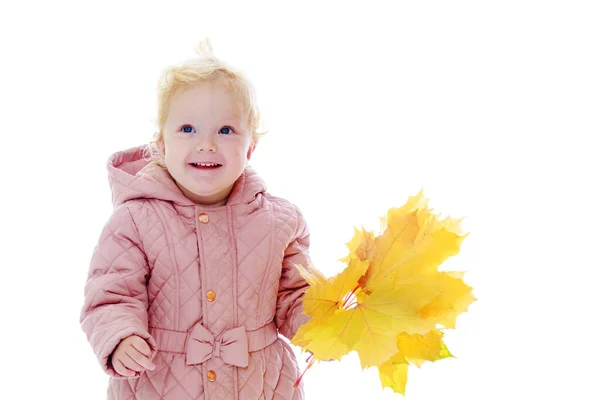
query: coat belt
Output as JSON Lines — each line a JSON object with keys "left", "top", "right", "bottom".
{"left": 149, "top": 321, "right": 278, "bottom": 368}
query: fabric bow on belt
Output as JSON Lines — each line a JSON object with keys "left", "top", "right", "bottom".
{"left": 184, "top": 324, "right": 249, "bottom": 368}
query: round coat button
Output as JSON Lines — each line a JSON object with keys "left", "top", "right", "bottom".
{"left": 206, "top": 290, "right": 216, "bottom": 302}
{"left": 198, "top": 213, "right": 209, "bottom": 224}
{"left": 207, "top": 370, "right": 216, "bottom": 382}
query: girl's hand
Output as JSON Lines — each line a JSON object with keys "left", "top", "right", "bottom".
{"left": 110, "top": 335, "right": 156, "bottom": 377}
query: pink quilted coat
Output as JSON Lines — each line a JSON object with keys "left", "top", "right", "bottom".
{"left": 80, "top": 144, "right": 312, "bottom": 399}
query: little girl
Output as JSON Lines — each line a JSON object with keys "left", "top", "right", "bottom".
{"left": 80, "top": 39, "right": 312, "bottom": 400}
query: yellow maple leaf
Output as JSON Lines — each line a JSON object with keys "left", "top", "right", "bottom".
{"left": 292, "top": 275, "right": 448, "bottom": 368}
{"left": 341, "top": 226, "right": 376, "bottom": 263}
{"left": 378, "top": 330, "right": 455, "bottom": 395}
{"left": 418, "top": 272, "right": 477, "bottom": 328}
{"left": 363, "top": 190, "right": 468, "bottom": 292}
{"left": 295, "top": 256, "right": 370, "bottom": 322}
{"left": 395, "top": 330, "right": 454, "bottom": 368}
{"left": 378, "top": 352, "right": 409, "bottom": 395}
{"left": 291, "top": 190, "right": 475, "bottom": 395}
{"left": 292, "top": 256, "right": 369, "bottom": 352}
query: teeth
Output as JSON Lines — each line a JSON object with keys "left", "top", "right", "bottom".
{"left": 193, "top": 163, "right": 219, "bottom": 167}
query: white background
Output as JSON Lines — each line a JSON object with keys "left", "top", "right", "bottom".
{"left": 1, "top": 1, "right": 598, "bottom": 399}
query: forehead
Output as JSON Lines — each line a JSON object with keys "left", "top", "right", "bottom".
{"left": 168, "top": 83, "right": 245, "bottom": 122}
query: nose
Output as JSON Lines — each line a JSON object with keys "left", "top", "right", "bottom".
{"left": 195, "top": 134, "right": 217, "bottom": 153}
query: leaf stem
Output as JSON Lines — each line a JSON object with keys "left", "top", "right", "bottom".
{"left": 342, "top": 284, "right": 361, "bottom": 309}
{"left": 294, "top": 354, "right": 315, "bottom": 388}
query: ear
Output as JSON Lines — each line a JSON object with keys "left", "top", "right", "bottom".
{"left": 155, "top": 135, "right": 165, "bottom": 155}
{"left": 246, "top": 140, "right": 257, "bottom": 161}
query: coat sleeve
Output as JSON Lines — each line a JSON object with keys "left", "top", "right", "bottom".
{"left": 79, "top": 204, "right": 157, "bottom": 379}
{"left": 275, "top": 205, "right": 312, "bottom": 340}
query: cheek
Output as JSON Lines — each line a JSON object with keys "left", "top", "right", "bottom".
{"left": 163, "top": 146, "right": 183, "bottom": 167}
{"left": 224, "top": 139, "right": 251, "bottom": 158}
{"left": 163, "top": 138, "right": 183, "bottom": 156}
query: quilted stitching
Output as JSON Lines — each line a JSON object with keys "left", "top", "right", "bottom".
{"left": 80, "top": 145, "right": 312, "bottom": 399}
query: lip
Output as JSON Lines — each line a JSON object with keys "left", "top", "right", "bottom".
{"left": 188, "top": 163, "right": 223, "bottom": 172}
{"left": 188, "top": 162, "right": 223, "bottom": 166}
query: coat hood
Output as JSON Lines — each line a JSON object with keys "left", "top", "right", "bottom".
{"left": 107, "top": 144, "right": 267, "bottom": 208}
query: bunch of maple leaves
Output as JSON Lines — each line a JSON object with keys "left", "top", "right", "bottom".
{"left": 291, "top": 190, "right": 476, "bottom": 395}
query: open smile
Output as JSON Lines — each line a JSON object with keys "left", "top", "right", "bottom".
{"left": 189, "top": 162, "right": 223, "bottom": 169}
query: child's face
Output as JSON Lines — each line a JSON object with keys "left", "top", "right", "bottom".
{"left": 161, "top": 82, "right": 256, "bottom": 206}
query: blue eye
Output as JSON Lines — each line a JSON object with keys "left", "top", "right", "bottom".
{"left": 219, "top": 126, "right": 233, "bottom": 135}
{"left": 181, "top": 125, "right": 195, "bottom": 133}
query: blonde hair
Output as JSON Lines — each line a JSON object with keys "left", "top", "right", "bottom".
{"left": 146, "top": 38, "right": 267, "bottom": 167}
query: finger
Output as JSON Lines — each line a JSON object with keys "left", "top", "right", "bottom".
{"left": 113, "top": 358, "right": 136, "bottom": 377}
{"left": 130, "top": 337, "right": 156, "bottom": 364}
{"left": 121, "top": 351, "right": 145, "bottom": 372}
{"left": 126, "top": 348, "right": 155, "bottom": 371}
{"left": 130, "top": 337, "right": 152, "bottom": 358}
